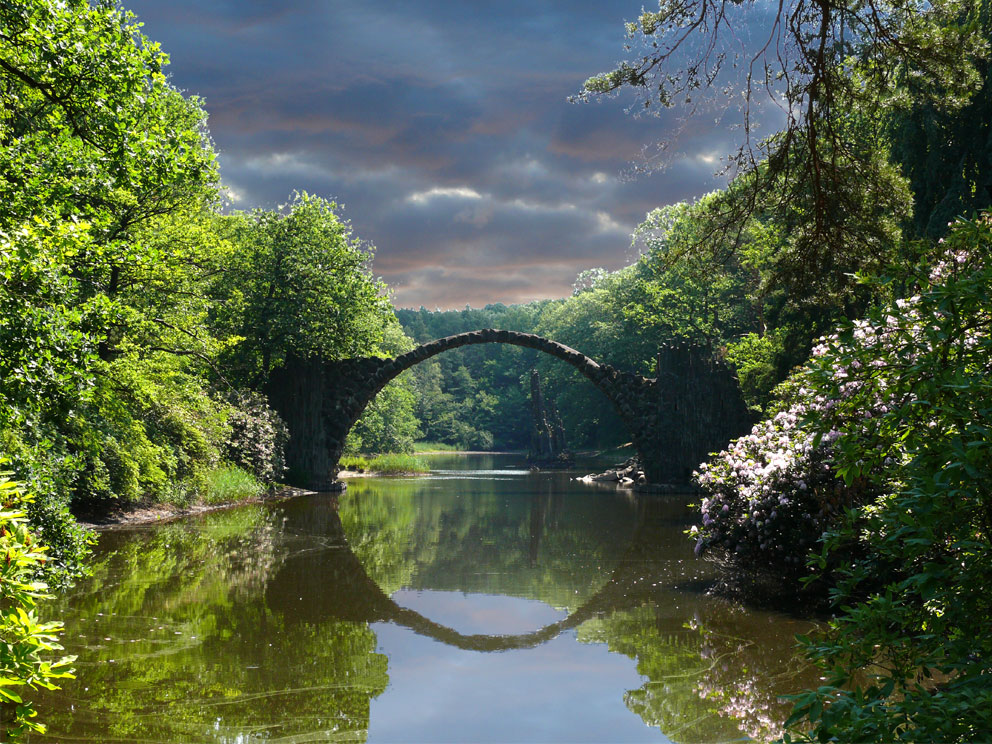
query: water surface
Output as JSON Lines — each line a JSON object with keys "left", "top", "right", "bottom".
{"left": 33, "top": 454, "right": 819, "bottom": 742}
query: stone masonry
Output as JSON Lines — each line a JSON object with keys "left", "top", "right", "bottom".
{"left": 266, "top": 329, "right": 752, "bottom": 490}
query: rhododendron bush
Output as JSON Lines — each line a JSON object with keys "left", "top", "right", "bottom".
{"left": 697, "top": 214, "right": 992, "bottom": 741}
{"left": 691, "top": 358, "right": 879, "bottom": 592}
{"left": 691, "top": 396, "right": 867, "bottom": 587}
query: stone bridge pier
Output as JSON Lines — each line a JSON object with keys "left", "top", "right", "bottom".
{"left": 266, "top": 330, "right": 751, "bottom": 491}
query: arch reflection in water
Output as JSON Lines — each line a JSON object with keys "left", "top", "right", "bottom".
{"left": 31, "top": 454, "right": 821, "bottom": 743}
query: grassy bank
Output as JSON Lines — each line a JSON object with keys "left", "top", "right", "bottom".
{"left": 340, "top": 454, "right": 429, "bottom": 474}
{"left": 202, "top": 466, "right": 265, "bottom": 505}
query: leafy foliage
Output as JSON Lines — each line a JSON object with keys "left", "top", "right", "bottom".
{"left": 346, "top": 317, "right": 422, "bottom": 455}
{"left": 396, "top": 303, "right": 548, "bottom": 450}
{"left": 690, "top": 213, "right": 992, "bottom": 739}
{"left": 0, "top": 470, "right": 75, "bottom": 738}
{"left": 0, "top": 0, "right": 219, "bottom": 577}
{"left": 781, "top": 214, "right": 992, "bottom": 742}
{"left": 211, "top": 193, "right": 392, "bottom": 384}
{"left": 892, "top": 1, "right": 992, "bottom": 239}
{"left": 579, "top": 0, "right": 985, "bottom": 304}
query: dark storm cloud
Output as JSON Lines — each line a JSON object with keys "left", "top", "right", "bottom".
{"left": 127, "top": 0, "right": 744, "bottom": 308}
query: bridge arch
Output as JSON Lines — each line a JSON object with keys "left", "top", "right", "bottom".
{"left": 382, "top": 329, "right": 610, "bottom": 392}
{"left": 266, "top": 330, "right": 752, "bottom": 491}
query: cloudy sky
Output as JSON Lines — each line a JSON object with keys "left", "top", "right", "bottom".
{"left": 127, "top": 0, "right": 740, "bottom": 308}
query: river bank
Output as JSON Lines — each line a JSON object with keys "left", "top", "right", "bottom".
{"left": 75, "top": 486, "right": 317, "bottom": 530}
{"left": 76, "top": 462, "right": 441, "bottom": 529}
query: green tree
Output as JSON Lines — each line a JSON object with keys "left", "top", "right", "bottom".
{"left": 891, "top": 2, "right": 992, "bottom": 238}
{"left": 347, "top": 318, "right": 422, "bottom": 454}
{"left": 0, "top": 0, "right": 219, "bottom": 576}
{"left": 211, "top": 193, "right": 392, "bottom": 385}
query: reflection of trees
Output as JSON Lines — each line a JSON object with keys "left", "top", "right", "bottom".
{"left": 573, "top": 499, "right": 822, "bottom": 744}
{"left": 32, "top": 505, "right": 388, "bottom": 743}
{"left": 34, "top": 478, "right": 821, "bottom": 743}
{"left": 687, "top": 606, "right": 817, "bottom": 743}
{"left": 280, "top": 482, "right": 819, "bottom": 741}
{"left": 341, "top": 475, "right": 640, "bottom": 611}
{"left": 271, "top": 487, "right": 639, "bottom": 651}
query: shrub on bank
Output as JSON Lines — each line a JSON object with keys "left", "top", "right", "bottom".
{"left": 221, "top": 391, "right": 287, "bottom": 484}
{"left": 690, "top": 377, "right": 874, "bottom": 595}
{"left": 696, "top": 213, "right": 992, "bottom": 741}
{"left": 0, "top": 469, "right": 75, "bottom": 738}
{"left": 781, "top": 214, "right": 992, "bottom": 742}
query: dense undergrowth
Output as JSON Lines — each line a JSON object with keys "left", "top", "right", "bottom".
{"left": 694, "top": 215, "right": 992, "bottom": 741}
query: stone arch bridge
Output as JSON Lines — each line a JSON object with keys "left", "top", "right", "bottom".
{"left": 266, "top": 329, "right": 751, "bottom": 490}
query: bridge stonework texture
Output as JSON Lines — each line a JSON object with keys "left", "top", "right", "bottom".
{"left": 266, "top": 329, "right": 752, "bottom": 491}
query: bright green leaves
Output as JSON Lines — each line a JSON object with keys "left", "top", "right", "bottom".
{"left": 0, "top": 470, "right": 75, "bottom": 738}
{"left": 211, "top": 193, "right": 393, "bottom": 384}
{"left": 0, "top": 0, "right": 219, "bottom": 583}
{"left": 0, "top": 1, "right": 216, "bottom": 234}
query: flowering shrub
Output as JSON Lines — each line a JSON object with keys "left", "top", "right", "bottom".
{"left": 221, "top": 391, "right": 288, "bottom": 483}
{"left": 695, "top": 212, "right": 992, "bottom": 741}
{"left": 694, "top": 215, "right": 992, "bottom": 587}
{"left": 782, "top": 214, "right": 992, "bottom": 742}
{"left": 691, "top": 372, "right": 877, "bottom": 593}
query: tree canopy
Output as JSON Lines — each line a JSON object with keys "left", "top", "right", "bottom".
{"left": 580, "top": 0, "right": 988, "bottom": 304}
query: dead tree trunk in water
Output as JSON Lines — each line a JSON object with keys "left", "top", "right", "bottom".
{"left": 528, "top": 370, "right": 572, "bottom": 467}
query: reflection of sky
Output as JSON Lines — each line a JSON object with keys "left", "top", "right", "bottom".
{"left": 118, "top": 0, "right": 763, "bottom": 308}
{"left": 370, "top": 590, "right": 669, "bottom": 743}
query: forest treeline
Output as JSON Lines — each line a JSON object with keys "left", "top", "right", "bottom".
{"left": 2, "top": 0, "right": 992, "bottom": 739}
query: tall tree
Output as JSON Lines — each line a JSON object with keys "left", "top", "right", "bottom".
{"left": 211, "top": 193, "right": 392, "bottom": 385}
{"left": 580, "top": 0, "right": 986, "bottom": 305}
{"left": 892, "top": 1, "right": 992, "bottom": 238}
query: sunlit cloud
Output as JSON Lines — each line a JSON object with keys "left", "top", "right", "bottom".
{"left": 407, "top": 186, "right": 484, "bottom": 204}
{"left": 594, "top": 210, "right": 625, "bottom": 234}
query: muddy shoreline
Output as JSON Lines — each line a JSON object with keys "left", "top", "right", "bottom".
{"left": 75, "top": 486, "right": 318, "bottom": 530}
{"left": 75, "top": 466, "right": 431, "bottom": 530}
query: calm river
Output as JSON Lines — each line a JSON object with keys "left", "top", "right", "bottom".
{"left": 33, "top": 454, "right": 820, "bottom": 743}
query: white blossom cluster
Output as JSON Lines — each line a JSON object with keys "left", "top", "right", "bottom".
{"left": 690, "top": 219, "right": 992, "bottom": 574}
